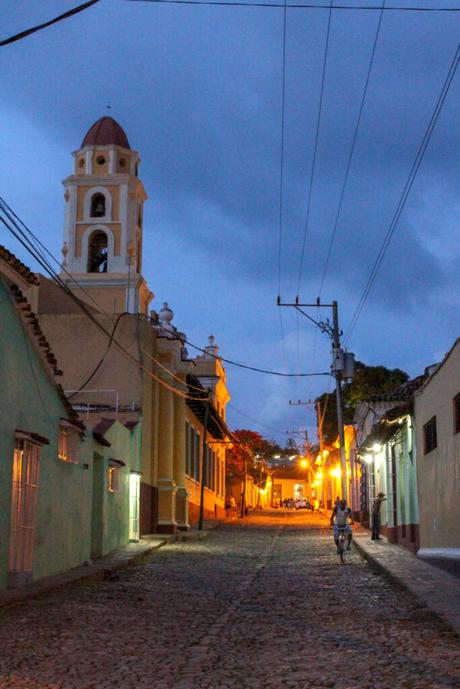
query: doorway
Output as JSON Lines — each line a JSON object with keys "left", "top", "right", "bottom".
{"left": 8, "top": 439, "right": 40, "bottom": 587}
{"left": 129, "top": 472, "right": 140, "bottom": 542}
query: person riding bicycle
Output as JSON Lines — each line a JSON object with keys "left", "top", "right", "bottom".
{"left": 330, "top": 498, "right": 353, "bottom": 552}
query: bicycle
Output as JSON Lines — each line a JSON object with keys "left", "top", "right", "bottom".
{"left": 334, "top": 525, "right": 349, "bottom": 564}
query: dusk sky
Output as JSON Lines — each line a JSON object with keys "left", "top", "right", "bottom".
{"left": 2, "top": 1, "right": 460, "bottom": 446}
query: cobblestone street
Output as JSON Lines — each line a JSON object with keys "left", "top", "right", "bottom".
{"left": 0, "top": 511, "right": 459, "bottom": 689}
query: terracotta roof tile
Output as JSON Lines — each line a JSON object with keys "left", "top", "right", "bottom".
{"left": 0, "top": 245, "right": 38, "bottom": 285}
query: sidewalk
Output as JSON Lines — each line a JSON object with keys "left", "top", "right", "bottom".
{"left": 353, "top": 527, "right": 460, "bottom": 637}
{"left": 0, "top": 522, "right": 219, "bottom": 608}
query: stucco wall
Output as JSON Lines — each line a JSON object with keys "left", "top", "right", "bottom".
{"left": 0, "top": 279, "right": 93, "bottom": 587}
{"left": 97, "top": 421, "right": 142, "bottom": 555}
{"left": 415, "top": 344, "right": 460, "bottom": 549}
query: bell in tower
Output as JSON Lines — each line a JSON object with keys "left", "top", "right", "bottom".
{"left": 61, "top": 116, "right": 153, "bottom": 314}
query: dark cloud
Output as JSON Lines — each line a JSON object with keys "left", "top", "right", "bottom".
{"left": 2, "top": 0, "right": 460, "bottom": 437}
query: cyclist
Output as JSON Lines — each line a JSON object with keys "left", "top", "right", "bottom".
{"left": 330, "top": 498, "right": 353, "bottom": 552}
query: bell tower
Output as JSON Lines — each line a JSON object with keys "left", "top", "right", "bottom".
{"left": 61, "top": 116, "right": 153, "bottom": 314}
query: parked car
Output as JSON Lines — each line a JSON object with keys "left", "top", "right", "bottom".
{"left": 295, "top": 499, "right": 313, "bottom": 510}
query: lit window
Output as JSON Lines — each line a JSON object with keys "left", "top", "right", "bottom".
{"left": 423, "top": 416, "right": 437, "bottom": 455}
{"left": 108, "top": 466, "right": 119, "bottom": 492}
{"left": 58, "top": 424, "right": 78, "bottom": 463}
{"left": 108, "top": 458, "right": 125, "bottom": 492}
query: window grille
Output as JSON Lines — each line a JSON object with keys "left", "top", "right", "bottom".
{"left": 423, "top": 416, "right": 437, "bottom": 455}
{"left": 454, "top": 393, "right": 460, "bottom": 434}
{"left": 58, "top": 424, "right": 78, "bottom": 463}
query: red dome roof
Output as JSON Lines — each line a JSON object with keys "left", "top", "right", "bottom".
{"left": 81, "top": 116, "right": 131, "bottom": 149}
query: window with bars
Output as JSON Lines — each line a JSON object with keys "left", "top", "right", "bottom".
{"left": 58, "top": 424, "right": 78, "bottom": 463}
{"left": 185, "top": 422, "right": 201, "bottom": 481}
{"left": 204, "top": 447, "right": 216, "bottom": 491}
{"left": 453, "top": 393, "right": 460, "bottom": 434}
{"left": 423, "top": 416, "right": 437, "bottom": 455}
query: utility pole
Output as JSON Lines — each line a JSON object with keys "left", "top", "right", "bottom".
{"left": 278, "top": 298, "right": 355, "bottom": 505}
{"left": 240, "top": 453, "right": 247, "bottom": 518}
{"left": 288, "top": 399, "right": 314, "bottom": 451}
{"left": 316, "top": 399, "right": 329, "bottom": 510}
{"left": 332, "top": 301, "right": 348, "bottom": 502}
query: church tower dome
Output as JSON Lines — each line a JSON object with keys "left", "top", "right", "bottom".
{"left": 81, "top": 116, "right": 131, "bottom": 149}
{"left": 60, "top": 116, "right": 153, "bottom": 315}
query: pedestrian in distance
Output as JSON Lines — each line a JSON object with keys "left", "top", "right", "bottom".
{"left": 371, "top": 492, "right": 386, "bottom": 540}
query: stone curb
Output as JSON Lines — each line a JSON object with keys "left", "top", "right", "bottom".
{"left": 352, "top": 531, "right": 460, "bottom": 638}
{"left": 0, "top": 524, "right": 218, "bottom": 609}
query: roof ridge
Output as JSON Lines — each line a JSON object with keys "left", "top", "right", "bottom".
{"left": 8, "top": 283, "right": 79, "bottom": 422}
{"left": 0, "top": 245, "right": 38, "bottom": 285}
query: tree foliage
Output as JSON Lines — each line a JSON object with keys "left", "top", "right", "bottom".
{"left": 225, "top": 429, "right": 297, "bottom": 484}
{"left": 316, "top": 361, "right": 409, "bottom": 444}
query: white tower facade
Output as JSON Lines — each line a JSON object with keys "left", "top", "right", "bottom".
{"left": 61, "top": 116, "right": 153, "bottom": 314}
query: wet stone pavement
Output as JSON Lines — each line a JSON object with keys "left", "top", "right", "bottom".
{"left": 0, "top": 511, "right": 459, "bottom": 689}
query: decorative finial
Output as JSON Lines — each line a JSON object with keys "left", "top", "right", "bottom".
{"left": 204, "top": 334, "right": 219, "bottom": 358}
{"left": 62, "top": 242, "right": 69, "bottom": 268}
{"left": 159, "top": 302, "right": 174, "bottom": 325}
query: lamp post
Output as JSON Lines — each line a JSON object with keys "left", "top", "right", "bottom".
{"left": 198, "top": 393, "right": 210, "bottom": 531}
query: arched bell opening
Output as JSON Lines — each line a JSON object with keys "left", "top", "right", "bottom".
{"left": 90, "top": 193, "right": 106, "bottom": 218}
{"left": 88, "top": 230, "right": 108, "bottom": 273}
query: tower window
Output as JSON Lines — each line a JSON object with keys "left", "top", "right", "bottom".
{"left": 119, "top": 158, "right": 126, "bottom": 168}
{"left": 88, "top": 231, "right": 108, "bottom": 273}
{"left": 96, "top": 155, "right": 106, "bottom": 165}
{"left": 78, "top": 159, "right": 85, "bottom": 169}
{"left": 90, "top": 193, "right": 106, "bottom": 218}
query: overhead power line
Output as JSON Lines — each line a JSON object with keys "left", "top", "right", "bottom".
{"left": 0, "top": 199, "right": 210, "bottom": 396}
{"left": 296, "top": 1, "right": 333, "bottom": 298}
{"left": 0, "top": 207, "right": 205, "bottom": 401}
{"left": 277, "top": 0, "right": 288, "bottom": 366}
{"left": 0, "top": 0, "right": 101, "bottom": 47}
{"left": 2, "top": 0, "right": 459, "bottom": 49}
{"left": 0, "top": 199, "right": 329, "bottom": 380}
{"left": 227, "top": 403, "right": 290, "bottom": 437}
{"left": 277, "top": 0, "right": 288, "bottom": 299}
{"left": 318, "top": 0, "right": 385, "bottom": 298}
{"left": 345, "top": 42, "right": 460, "bottom": 343}
{"left": 127, "top": 0, "right": 460, "bottom": 12}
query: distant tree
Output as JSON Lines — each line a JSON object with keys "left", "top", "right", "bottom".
{"left": 316, "top": 361, "right": 409, "bottom": 444}
{"left": 225, "top": 429, "right": 292, "bottom": 485}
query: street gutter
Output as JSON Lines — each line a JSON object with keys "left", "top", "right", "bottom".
{"left": 0, "top": 523, "right": 220, "bottom": 609}
{"left": 353, "top": 528, "right": 460, "bottom": 638}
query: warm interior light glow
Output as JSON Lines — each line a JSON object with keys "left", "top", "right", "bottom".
{"left": 363, "top": 454, "right": 373, "bottom": 464}
{"left": 372, "top": 443, "right": 382, "bottom": 453}
{"left": 300, "top": 458, "right": 308, "bottom": 469}
{"left": 330, "top": 466, "right": 342, "bottom": 479}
